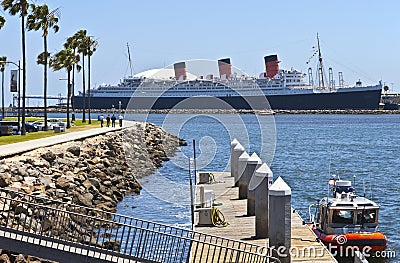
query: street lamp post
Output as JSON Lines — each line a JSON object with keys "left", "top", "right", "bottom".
{"left": 118, "top": 101, "right": 122, "bottom": 115}
{"left": 5, "top": 61, "right": 22, "bottom": 134}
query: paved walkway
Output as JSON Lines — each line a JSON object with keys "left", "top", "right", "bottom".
{"left": 0, "top": 121, "right": 136, "bottom": 158}
{"left": 193, "top": 172, "right": 337, "bottom": 263}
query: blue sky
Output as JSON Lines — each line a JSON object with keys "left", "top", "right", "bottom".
{"left": 1, "top": 0, "right": 399, "bottom": 106}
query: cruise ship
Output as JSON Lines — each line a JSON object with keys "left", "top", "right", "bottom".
{"left": 73, "top": 41, "right": 382, "bottom": 111}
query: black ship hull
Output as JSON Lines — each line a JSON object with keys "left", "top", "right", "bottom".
{"left": 72, "top": 88, "right": 382, "bottom": 111}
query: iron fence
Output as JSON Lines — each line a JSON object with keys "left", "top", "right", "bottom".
{"left": 0, "top": 188, "right": 279, "bottom": 263}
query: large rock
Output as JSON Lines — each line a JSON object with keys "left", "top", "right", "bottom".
{"left": 40, "top": 151, "right": 56, "bottom": 163}
{"left": 88, "top": 178, "right": 101, "bottom": 189}
{"left": 74, "top": 192, "right": 93, "bottom": 207}
{"left": 0, "top": 165, "right": 9, "bottom": 173}
{"left": 55, "top": 177, "right": 71, "bottom": 190}
{"left": 38, "top": 175, "right": 53, "bottom": 187}
{"left": 0, "top": 173, "right": 11, "bottom": 187}
{"left": 67, "top": 146, "right": 81, "bottom": 156}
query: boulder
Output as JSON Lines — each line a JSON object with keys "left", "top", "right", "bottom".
{"left": 65, "top": 171, "right": 75, "bottom": 178}
{"left": 0, "top": 165, "right": 9, "bottom": 173}
{"left": 0, "top": 173, "right": 11, "bottom": 187}
{"left": 74, "top": 192, "right": 93, "bottom": 207}
{"left": 55, "top": 177, "right": 71, "bottom": 190}
{"left": 38, "top": 175, "right": 53, "bottom": 187}
{"left": 88, "top": 178, "right": 101, "bottom": 189}
{"left": 91, "top": 156, "right": 101, "bottom": 164}
{"left": 41, "top": 151, "right": 57, "bottom": 163}
{"left": 67, "top": 146, "right": 81, "bottom": 156}
{"left": 23, "top": 176, "right": 37, "bottom": 186}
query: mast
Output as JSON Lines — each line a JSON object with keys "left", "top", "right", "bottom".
{"left": 317, "top": 33, "right": 325, "bottom": 87}
{"left": 127, "top": 42, "right": 134, "bottom": 77}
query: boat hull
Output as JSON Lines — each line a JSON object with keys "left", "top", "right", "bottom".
{"left": 312, "top": 228, "right": 388, "bottom": 252}
{"left": 72, "top": 88, "right": 382, "bottom": 110}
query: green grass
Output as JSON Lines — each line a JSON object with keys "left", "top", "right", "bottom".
{"left": 0, "top": 118, "right": 101, "bottom": 146}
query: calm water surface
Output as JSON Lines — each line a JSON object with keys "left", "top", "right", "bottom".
{"left": 116, "top": 114, "right": 400, "bottom": 262}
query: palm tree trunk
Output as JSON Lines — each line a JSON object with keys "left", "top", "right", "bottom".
{"left": 1, "top": 70, "right": 4, "bottom": 118}
{"left": 82, "top": 54, "right": 86, "bottom": 122}
{"left": 88, "top": 54, "right": 91, "bottom": 124}
{"left": 72, "top": 49, "right": 75, "bottom": 114}
{"left": 67, "top": 70, "right": 71, "bottom": 129}
{"left": 21, "top": 1, "right": 27, "bottom": 135}
{"left": 43, "top": 35, "right": 48, "bottom": 131}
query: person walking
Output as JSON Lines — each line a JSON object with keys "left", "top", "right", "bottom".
{"left": 99, "top": 115, "right": 104, "bottom": 127}
{"left": 106, "top": 114, "right": 111, "bottom": 127}
{"left": 118, "top": 115, "right": 123, "bottom": 127}
{"left": 111, "top": 114, "right": 116, "bottom": 127}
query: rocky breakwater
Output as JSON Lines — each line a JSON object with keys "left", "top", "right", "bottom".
{"left": 0, "top": 122, "right": 186, "bottom": 262}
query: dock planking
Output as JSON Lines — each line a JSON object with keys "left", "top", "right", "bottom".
{"left": 192, "top": 172, "right": 337, "bottom": 263}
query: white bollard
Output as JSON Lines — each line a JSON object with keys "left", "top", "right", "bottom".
{"left": 238, "top": 153, "right": 259, "bottom": 199}
{"left": 253, "top": 163, "right": 273, "bottom": 238}
{"left": 246, "top": 153, "right": 262, "bottom": 215}
{"left": 232, "top": 143, "right": 245, "bottom": 187}
{"left": 237, "top": 151, "right": 250, "bottom": 187}
{"left": 230, "top": 139, "right": 239, "bottom": 177}
{"left": 269, "top": 177, "right": 291, "bottom": 263}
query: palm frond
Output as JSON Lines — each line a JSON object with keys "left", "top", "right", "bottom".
{"left": 0, "top": 16, "right": 5, "bottom": 29}
{"left": 0, "top": 56, "right": 7, "bottom": 72}
{"left": 37, "top": 51, "right": 50, "bottom": 65}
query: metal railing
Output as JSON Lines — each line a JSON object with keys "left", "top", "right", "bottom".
{"left": 0, "top": 188, "right": 279, "bottom": 263}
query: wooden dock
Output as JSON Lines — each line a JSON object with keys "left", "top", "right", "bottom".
{"left": 192, "top": 172, "right": 337, "bottom": 262}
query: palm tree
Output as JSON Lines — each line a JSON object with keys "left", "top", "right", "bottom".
{"left": 64, "top": 35, "right": 80, "bottom": 115}
{"left": 49, "top": 48, "right": 80, "bottom": 129}
{"left": 74, "top": 30, "right": 88, "bottom": 122}
{"left": 0, "top": 56, "right": 6, "bottom": 118}
{"left": 27, "top": 3, "right": 59, "bottom": 131}
{"left": 2, "top": 0, "right": 30, "bottom": 135}
{"left": 86, "top": 37, "right": 98, "bottom": 124}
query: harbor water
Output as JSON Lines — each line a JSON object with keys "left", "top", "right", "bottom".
{"left": 113, "top": 113, "right": 398, "bottom": 261}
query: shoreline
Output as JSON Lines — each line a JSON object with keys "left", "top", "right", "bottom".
{"left": 3, "top": 107, "right": 400, "bottom": 116}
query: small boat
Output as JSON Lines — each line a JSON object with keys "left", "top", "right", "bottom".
{"left": 308, "top": 177, "right": 388, "bottom": 252}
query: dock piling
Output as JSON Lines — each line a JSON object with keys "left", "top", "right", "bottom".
{"left": 230, "top": 138, "right": 239, "bottom": 177}
{"left": 237, "top": 151, "right": 250, "bottom": 196}
{"left": 253, "top": 163, "right": 273, "bottom": 239}
{"left": 269, "top": 176, "right": 292, "bottom": 263}
{"left": 232, "top": 143, "right": 245, "bottom": 187}
{"left": 247, "top": 153, "right": 262, "bottom": 215}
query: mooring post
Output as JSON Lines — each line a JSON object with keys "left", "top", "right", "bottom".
{"left": 238, "top": 153, "right": 258, "bottom": 200}
{"left": 237, "top": 151, "right": 250, "bottom": 189}
{"left": 230, "top": 138, "right": 239, "bottom": 177}
{"left": 269, "top": 176, "right": 292, "bottom": 263}
{"left": 253, "top": 163, "right": 273, "bottom": 238}
{"left": 232, "top": 143, "right": 245, "bottom": 187}
{"left": 246, "top": 152, "right": 262, "bottom": 215}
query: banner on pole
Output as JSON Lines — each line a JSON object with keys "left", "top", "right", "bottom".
{"left": 10, "top": 70, "right": 18, "bottom": 92}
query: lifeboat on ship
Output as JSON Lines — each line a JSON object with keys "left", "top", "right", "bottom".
{"left": 308, "top": 177, "right": 388, "bottom": 252}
